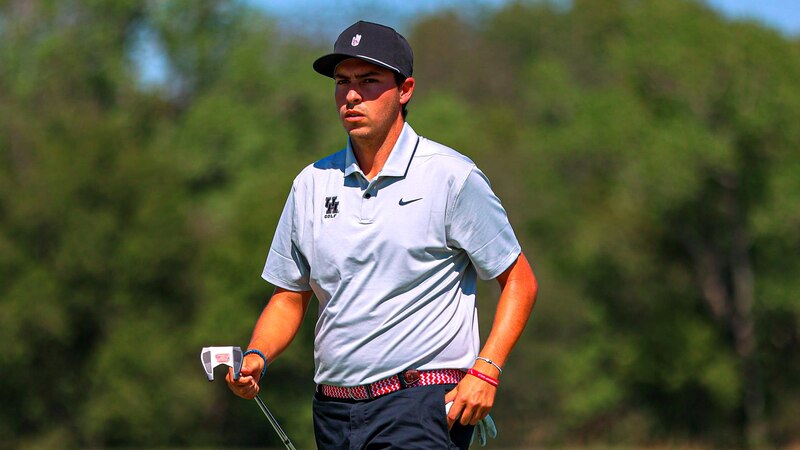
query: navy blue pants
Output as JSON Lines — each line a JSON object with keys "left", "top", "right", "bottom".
{"left": 312, "top": 384, "right": 474, "bottom": 449}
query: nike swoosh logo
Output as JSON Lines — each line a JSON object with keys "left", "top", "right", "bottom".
{"left": 399, "top": 197, "right": 423, "bottom": 206}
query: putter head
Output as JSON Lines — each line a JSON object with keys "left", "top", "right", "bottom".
{"left": 201, "top": 346, "right": 243, "bottom": 381}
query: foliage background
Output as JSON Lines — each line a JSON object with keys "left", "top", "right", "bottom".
{"left": 1, "top": 0, "right": 798, "bottom": 448}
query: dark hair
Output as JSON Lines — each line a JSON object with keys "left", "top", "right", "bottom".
{"left": 394, "top": 72, "right": 410, "bottom": 120}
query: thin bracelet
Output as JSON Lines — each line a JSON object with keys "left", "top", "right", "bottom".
{"left": 476, "top": 356, "right": 503, "bottom": 374}
{"left": 467, "top": 368, "right": 499, "bottom": 387}
{"left": 243, "top": 349, "right": 268, "bottom": 380}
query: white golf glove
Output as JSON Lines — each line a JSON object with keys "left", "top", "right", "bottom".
{"left": 445, "top": 402, "right": 498, "bottom": 447}
{"left": 471, "top": 413, "right": 497, "bottom": 446}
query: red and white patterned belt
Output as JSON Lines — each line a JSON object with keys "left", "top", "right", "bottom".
{"left": 317, "top": 368, "right": 465, "bottom": 401}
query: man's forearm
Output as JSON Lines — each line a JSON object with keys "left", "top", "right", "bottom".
{"left": 476, "top": 252, "right": 538, "bottom": 375}
{"left": 246, "top": 287, "right": 313, "bottom": 363}
{"left": 445, "top": 253, "right": 538, "bottom": 427}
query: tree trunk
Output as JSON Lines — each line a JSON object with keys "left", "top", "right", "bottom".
{"left": 685, "top": 185, "right": 765, "bottom": 447}
{"left": 729, "top": 192, "right": 766, "bottom": 448}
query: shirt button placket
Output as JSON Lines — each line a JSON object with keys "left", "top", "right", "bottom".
{"left": 360, "top": 187, "right": 376, "bottom": 224}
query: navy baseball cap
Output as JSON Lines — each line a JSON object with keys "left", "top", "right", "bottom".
{"left": 313, "top": 21, "right": 413, "bottom": 79}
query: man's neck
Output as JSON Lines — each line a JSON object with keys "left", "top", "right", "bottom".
{"left": 351, "top": 119, "right": 405, "bottom": 181}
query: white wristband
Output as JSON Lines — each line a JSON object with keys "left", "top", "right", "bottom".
{"left": 476, "top": 356, "right": 503, "bottom": 374}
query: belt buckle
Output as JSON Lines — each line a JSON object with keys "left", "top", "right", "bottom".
{"left": 402, "top": 369, "right": 421, "bottom": 385}
{"left": 348, "top": 386, "right": 370, "bottom": 400}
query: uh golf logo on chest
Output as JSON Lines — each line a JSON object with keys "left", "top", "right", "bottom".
{"left": 324, "top": 196, "right": 339, "bottom": 219}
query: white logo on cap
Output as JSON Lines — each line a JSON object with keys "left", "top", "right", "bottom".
{"left": 351, "top": 34, "right": 361, "bottom": 46}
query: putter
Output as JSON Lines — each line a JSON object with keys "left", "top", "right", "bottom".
{"left": 201, "top": 346, "right": 297, "bottom": 450}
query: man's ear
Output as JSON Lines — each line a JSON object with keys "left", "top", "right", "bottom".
{"left": 399, "top": 77, "right": 415, "bottom": 105}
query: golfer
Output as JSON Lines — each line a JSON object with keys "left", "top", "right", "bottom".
{"left": 227, "top": 20, "right": 538, "bottom": 449}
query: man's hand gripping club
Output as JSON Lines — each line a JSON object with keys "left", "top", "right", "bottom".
{"left": 226, "top": 351, "right": 265, "bottom": 399}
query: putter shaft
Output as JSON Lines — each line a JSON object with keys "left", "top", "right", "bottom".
{"left": 255, "top": 395, "right": 297, "bottom": 450}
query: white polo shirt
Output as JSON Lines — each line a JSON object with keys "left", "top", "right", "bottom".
{"left": 263, "top": 123, "right": 521, "bottom": 386}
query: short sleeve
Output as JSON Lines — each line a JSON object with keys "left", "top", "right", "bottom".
{"left": 262, "top": 183, "right": 312, "bottom": 291}
{"left": 446, "top": 167, "right": 521, "bottom": 280}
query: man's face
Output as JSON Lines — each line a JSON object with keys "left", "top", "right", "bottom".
{"left": 334, "top": 58, "right": 410, "bottom": 141}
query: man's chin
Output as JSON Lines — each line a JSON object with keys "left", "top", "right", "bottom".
{"left": 346, "top": 127, "right": 370, "bottom": 139}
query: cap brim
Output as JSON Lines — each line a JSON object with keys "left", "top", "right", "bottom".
{"left": 313, "top": 53, "right": 407, "bottom": 78}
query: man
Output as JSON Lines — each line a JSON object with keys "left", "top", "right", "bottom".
{"left": 227, "top": 21, "right": 538, "bottom": 449}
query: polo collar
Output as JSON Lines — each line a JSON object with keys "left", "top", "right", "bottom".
{"left": 343, "top": 123, "right": 419, "bottom": 179}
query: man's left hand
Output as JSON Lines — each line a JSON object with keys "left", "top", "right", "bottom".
{"left": 445, "top": 400, "right": 498, "bottom": 446}
{"left": 444, "top": 374, "right": 496, "bottom": 429}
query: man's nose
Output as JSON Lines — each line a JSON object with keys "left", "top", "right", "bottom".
{"left": 346, "top": 88, "right": 362, "bottom": 105}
